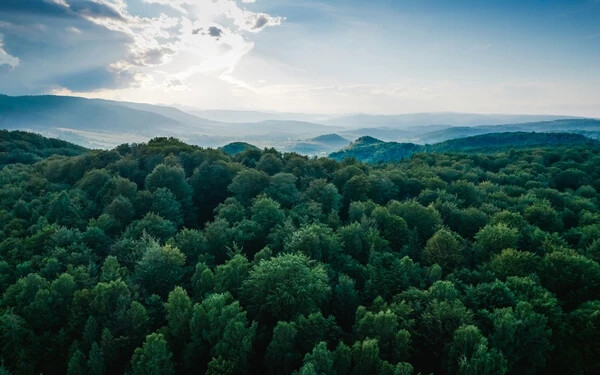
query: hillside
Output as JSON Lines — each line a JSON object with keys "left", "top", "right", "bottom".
{"left": 428, "top": 132, "right": 600, "bottom": 153}
{"left": 220, "top": 141, "right": 260, "bottom": 155}
{"left": 311, "top": 133, "right": 349, "bottom": 145}
{"left": 417, "top": 119, "right": 600, "bottom": 144}
{"left": 330, "top": 132, "right": 600, "bottom": 162}
{"left": 329, "top": 136, "right": 422, "bottom": 162}
{"left": 282, "top": 133, "right": 350, "bottom": 155}
{"left": 0, "top": 130, "right": 88, "bottom": 165}
{"left": 0, "top": 94, "right": 181, "bottom": 133}
{"left": 0, "top": 94, "right": 342, "bottom": 149}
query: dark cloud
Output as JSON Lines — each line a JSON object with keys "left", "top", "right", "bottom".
{"left": 253, "top": 15, "right": 268, "bottom": 29}
{"left": 68, "top": 1, "right": 125, "bottom": 21}
{"left": 0, "top": 0, "right": 132, "bottom": 93}
{"left": 207, "top": 26, "right": 223, "bottom": 38}
{"left": 0, "top": 0, "right": 125, "bottom": 21}
{"left": 0, "top": 0, "right": 71, "bottom": 18}
{"left": 192, "top": 28, "right": 202, "bottom": 35}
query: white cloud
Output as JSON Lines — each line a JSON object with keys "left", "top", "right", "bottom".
{"left": 65, "top": 26, "right": 82, "bottom": 33}
{"left": 61, "top": 0, "right": 282, "bottom": 90}
{"left": 0, "top": 34, "right": 18, "bottom": 68}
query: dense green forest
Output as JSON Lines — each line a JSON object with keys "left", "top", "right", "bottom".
{"left": 330, "top": 132, "right": 600, "bottom": 163}
{"left": 0, "top": 130, "right": 87, "bottom": 166}
{"left": 2, "top": 131, "right": 600, "bottom": 375}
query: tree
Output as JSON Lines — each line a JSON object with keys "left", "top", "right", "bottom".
{"left": 188, "top": 293, "right": 256, "bottom": 373}
{"left": 343, "top": 175, "right": 371, "bottom": 204}
{"left": 306, "top": 179, "right": 341, "bottom": 214}
{"left": 333, "top": 274, "right": 359, "bottom": 330}
{"left": 354, "top": 307, "right": 411, "bottom": 363}
{"left": 524, "top": 200, "right": 563, "bottom": 233}
{"left": 215, "top": 197, "right": 247, "bottom": 224}
{"left": 125, "top": 212, "right": 177, "bottom": 243}
{"left": 415, "top": 299, "right": 474, "bottom": 373}
{"left": 100, "top": 256, "right": 126, "bottom": 282}
{"left": 105, "top": 195, "right": 135, "bottom": 225}
{"left": 387, "top": 200, "right": 442, "bottom": 243}
{"left": 250, "top": 196, "right": 286, "bottom": 241}
{"left": 486, "top": 248, "right": 540, "bottom": 279}
{"left": 474, "top": 223, "right": 519, "bottom": 260}
{"left": 190, "top": 160, "right": 239, "bottom": 222}
{"left": 487, "top": 302, "right": 552, "bottom": 374}
{"left": 87, "top": 342, "right": 105, "bottom": 375}
{"left": 0, "top": 312, "right": 33, "bottom": 374}
{"left": 134, "top": 243, "right": 185, "bottom": 297}
{"left": 447, "top": 325, "right": 507, "bottom": 375}
{"left": 47, "top": 191, "right": 79, "bottom": 226}
{"left": 228, "top": 169, "right": 270, "bottom": 203}
{"left": 299, "top": 342, "right": 335, "bottom": 375}
{"left": 256, "top": 153, "right": 284, "bottom": 175}
{"left": 242, "top": 253, "right": 331, "bottom": 321}
{"left": 423, "top": 229, "right": 463, "bottom": 272}
{"left": 294, "top": 312, "right": 342, "bottom": 354}
{"left": 130, "top": 333, "right": 175, "bottom": 375}
{"left": 266, "top": 321, "right": 300, "bottom": 374}
{"left": 264, "top": 173, "right": 301, "bottom": 208}
{"left": 540, "top": 250, "right": 600, "bottom": 309}
{"left": 365, "top": 252, "right": 423, "bottom": 300}
{"left": 67, "top": 350, "right": 87, "bottom": 375}
{"left": 285, "top": 223, "right": 341, "bottom": 262}
{"left": 150, "top": 188, "right": 184, "bottom": 227}
{"left": 145, "top": 163, "right": 192, "bottom": 204}
{"left": 352, "top": 339, "right": 381, "bottom": 375}
{"left": 165, "top": 286, "right": 192, "bottom": 346}
{"left": 167, "top": 229, "right": 208, "bottom": 266}
{"left": 191, "top": 262, "right": 215, "bottom": 297}
{"left": 214, "top": 254, "right": 250, "bottom": 297}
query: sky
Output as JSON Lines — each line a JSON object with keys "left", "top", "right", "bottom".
{"left": 1, "top": 0, "right": 600, "bottom": 116}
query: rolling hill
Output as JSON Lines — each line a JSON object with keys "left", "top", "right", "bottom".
{"left": 416, "top": 119, "right": 600, "bottom": 144}
{"left": 0, "top": 94, "right": 182, "bottom": 133}
{"left": 2, "top": 94, "right": 598, "bottom": 153}
{"left": 330, "top": 132, "right": 600, "bottom": 163}
{"left": 220, "top": 142, "right": 261, "bottom": 155}
{"left": 0, "top": 130, "right": 88, "bottom": 165}
{"left": 0, "top": 94, "right": 343, "bottom": 149}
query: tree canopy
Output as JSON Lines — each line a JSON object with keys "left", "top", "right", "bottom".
{"left": 0, "top": 132, "right": 599, "bottom": 374}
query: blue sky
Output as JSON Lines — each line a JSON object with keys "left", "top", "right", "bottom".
{"left": 1, "top": 0, "right": 599, "bottom": 115}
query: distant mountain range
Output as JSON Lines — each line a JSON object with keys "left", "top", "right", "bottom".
{"left": 329, "top": 132, "right": 600, "bottom": 163}
{"left": 2, "top": 94, "right": 599, "bottom": 152}
{"left": 321, "top": 112, "right": 580, "bottom": 128}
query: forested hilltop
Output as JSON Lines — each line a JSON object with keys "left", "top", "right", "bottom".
{"left": 2, "top": 132, "right": 600, "bottom": 375}
{"left": 330, "top": 132, "right": 600, "bottom": 163}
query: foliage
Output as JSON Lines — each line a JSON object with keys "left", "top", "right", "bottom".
{"left": 0, "top": 131, "right": 599, "bottom": 374}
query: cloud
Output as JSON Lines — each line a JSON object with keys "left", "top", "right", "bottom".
{"left": 207, "top": 26, "right": 223, "bottom": 38}
{"left": 65, "top": 25, "right": 81, "bottom": 33}
{"left": 0, "top": 34, "right": 18, "bottom": 68}
{"left": 0, "top": 0, "right": 282, "bottom": 92}
{"left": 253, "top": 15, "right": 269, "bottom": 29}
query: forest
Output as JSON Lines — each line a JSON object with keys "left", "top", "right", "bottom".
{"left": 1, "top": 131, "right": 600, "bottom": 375}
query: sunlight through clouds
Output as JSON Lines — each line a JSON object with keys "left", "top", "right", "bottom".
{"left": 0, "top": 0, "right": 282, "bottom": 94}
